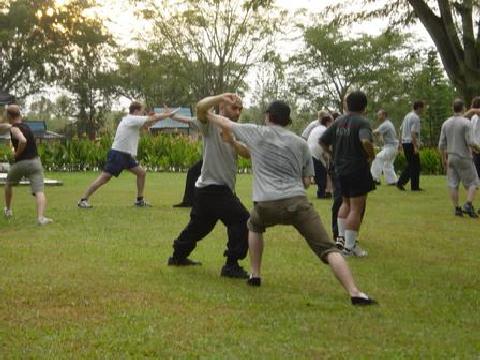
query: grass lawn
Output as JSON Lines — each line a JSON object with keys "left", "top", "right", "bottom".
{"left": 0, "top": 172, "right": 479, "bottom": 358}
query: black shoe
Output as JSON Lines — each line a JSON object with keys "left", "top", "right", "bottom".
{"left": 247, "top": 276, "right": 261, "bottom": 287}
{"left": 455, "top": 207, "right": 463, "bottom": 217}
{"left": 396, "top": 183, "right": 406, "bottom": 191}
{"left": 173, "top": 202, "right": 192, "bottom": 208}
{"left": 324, "top": 192, "right": 333, "bottom": 199}
{"left": 351, "top": 295, "right": 378, "bottom": 306}
{"left": 373, "top": 180, "right": 381, "bottom": 186}
{"left": 167, "top": 257, "right": 202, "bottom": 266}
{"left": 462, "top": 203, "right": 478, "bottom": 218}
{"left": 411, "top": 188, "right": 424, "bottom": 192}
{"left": 221, "top": 263, "right": 249, "bottom": 279}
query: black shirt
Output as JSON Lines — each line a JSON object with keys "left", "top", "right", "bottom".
{"left": 320, "top": 114, "right": 372, "bottom": 176}
{"left": 10, "top": 123, "right": 38, "bottom": 162}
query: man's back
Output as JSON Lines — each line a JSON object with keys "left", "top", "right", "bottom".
{"left": 439, "top": 116, "right": 474, "bottom": 159}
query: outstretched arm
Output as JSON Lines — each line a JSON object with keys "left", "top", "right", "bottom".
{"left": 143, "top": 108, "right": 179, "bottom": 128}
{"left": 0, "top": 123, "right": 11, "bottom": 133}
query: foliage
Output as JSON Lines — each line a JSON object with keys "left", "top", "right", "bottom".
{"left": 393, "top": 147, "right": 444, "bottom": 174}
{"left": 0, "top": 0, "right": 100, "bottom": 98}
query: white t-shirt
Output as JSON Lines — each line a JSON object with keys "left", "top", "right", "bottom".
{"left": 307, "top": 124, "right": 326, "bottom": 160}
{"left": 301, "top": 120, "right": 320, "bottom": 139}
{"left": 111, "top": 115, "right": 149, "bottom": 156}
{"left": 471, "top": 114, "right": 480, "bottom": 144}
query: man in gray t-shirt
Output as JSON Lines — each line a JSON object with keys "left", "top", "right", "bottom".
{"left": 167, "top": 94, "right": 252, "bottom": 279}
{"left": 438, "top": 99, "right": 480, "bottom": 217}
{"left": 371, "top": 109, "right": 399, "bottom": 185}
{"left": 208, "top": 98, "right": 377, "bottom": 306}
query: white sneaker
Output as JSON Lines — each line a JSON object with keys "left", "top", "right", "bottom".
{"left": 4, "top": 207, "right": 13, "bottom": 218}
{"left": 352, "top": 245, "right": 368, "bottom": 257}
{"left": 37, "top": 217, "right": 53, "bottom": 226}
{"left": 77, "top": 199, "right": 93, "bottom": 208}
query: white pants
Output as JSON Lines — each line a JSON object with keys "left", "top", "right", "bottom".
{"left": 371, "top": 145, "right": 398, "bottom": 184}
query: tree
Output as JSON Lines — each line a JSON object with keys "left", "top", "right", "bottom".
{"left": 328, "top": 0, "right": 480, "bottom": 104}
{"left": 0, "top": 0, "right": 101, "bottom": 98}
{"left": 141, "top": 0, "right": 282, "bottom": 99}
{"left": 290, "top": 23, "right": 413, "bottom": 112}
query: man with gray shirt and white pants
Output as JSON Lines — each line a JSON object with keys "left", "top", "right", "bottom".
{"left": 397, "top": 100, "right": 425, "bottom": 191}
{"left": 439, "top": 99, "right": 480, "bottom": 217}
{"left": 371, "top": 109, "right": 399, "bottom": 185}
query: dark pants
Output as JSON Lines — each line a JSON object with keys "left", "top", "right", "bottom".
{"left": 173, "top": 185, "right": 249, "bottom": 262}
{"left": 398, "top": 143, "right": 421, "bottom": 190}
{"left": 180, "top": 160, "right": 202, "bottom": 205}
{"left": 313, "top": 157, "right": 328, "bottom": 198}
{"left": 473, "top": 153, "right": 480, "bottom": 177}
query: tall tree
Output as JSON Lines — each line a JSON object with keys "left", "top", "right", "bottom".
{"left": 141, "top": 0, "right": 282, "bottom": 99}
{"left": 328, "top": 0, "right": 480, "bottom": 103}
{"left": 0, "top": 0, "right": 100, "bottom": 98}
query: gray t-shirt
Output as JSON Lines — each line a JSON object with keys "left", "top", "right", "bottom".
{"left": 189, "top": 118, "right": 237, "bottom": 191}
{"left": 376, "top": 120, "right": 398, "bottom": 146}
{"left": 438, "top": 116, "right": 475, "bottom": 159}
{"left": 231, "top": 123, "right": 314, "bottom": 202}
{"left": 400, "top": 111, "right": 421, "bottom": 144}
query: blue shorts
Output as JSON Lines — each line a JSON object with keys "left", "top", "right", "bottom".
{"left": 103, "top": 149, "right": 139, "bottom": 177}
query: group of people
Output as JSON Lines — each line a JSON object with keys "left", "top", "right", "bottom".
{"left": 3, "top": 89, "right": 480, "bottom": 306}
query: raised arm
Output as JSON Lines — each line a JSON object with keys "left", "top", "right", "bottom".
{"left": 197, "top": 93, "right": 237, "bottom": 123}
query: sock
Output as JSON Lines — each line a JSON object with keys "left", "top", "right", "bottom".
{"left": 337, "top": 218, "right": 346, "bottom": 237}
{"left": 344, "top": 230, "right": 358, "bottom": 250}
{"left": 137, "top": 196, "right": 144, "bottom": 202}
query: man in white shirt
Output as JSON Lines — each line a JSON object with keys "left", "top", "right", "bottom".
{"left": 301, "top": 111, "right": 323, "bottom": 139}
{"left": 371, "top": 109, "right": 399, "bottom": 185}
{"left": 397, "top": 100, "right": 424, "bottom": 191}
{"left": 307, "top": 110, "right": 333, "bottom": 198}
{"left": 77, "top": 101, "right": 176, "bottom": 208}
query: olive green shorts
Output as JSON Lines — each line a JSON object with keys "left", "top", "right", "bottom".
{"left": 6, "top": 157, "right": 44, "bottom": 193}
{"left": 247, "top": 196, "right": 340, "bottom": 264}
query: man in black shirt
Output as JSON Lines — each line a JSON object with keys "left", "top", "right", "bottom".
{"left": 2, "top": 105, "right": 53, "bottom": 225}
{"left": 320, "top": 91, "right": 375, "bottom": 256}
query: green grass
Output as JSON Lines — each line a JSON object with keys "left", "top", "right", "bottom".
{"left": 0, "top": 173, "right": 479, "bottom": 358}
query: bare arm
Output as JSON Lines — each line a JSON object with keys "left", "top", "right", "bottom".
{"left": 219, "top": 128, "right": 250, "bottom": 159}
{"left": 0, "top": 123, "right": 11, "bottom": 133}
{"left": 361, "top": 139, "right": 375, "bottom": 164}
{"left": 206, "top": 112, "right": 235, "bottom": 131}
{"left": 143, "top": 109, "right": 179, "bottom": 128}
{"left": 197, "top": 93, "right": 237, "bottom": 123}
{"left": 440, "top": 148, "right": 448, "bottom": 171}
{"left": 319, "top": 140, "right": 333, "bottom": 158}
{"left": 411, "top": 131, "right": 419, "bottom": 153}
{"left": 302, "top": 176, "right": 312, "bottom": 189}
{"left": 10, "top": 127, "right": 27, "bottom": 159}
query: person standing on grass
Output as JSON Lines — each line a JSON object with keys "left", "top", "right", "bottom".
{"left": 438, "top": 99, "right": 480, "bottom": 218}
{"left": 167, "top": 94, "right": 252, "bottom": 280}
{"left": 307, "top": 110, "right": 333, "bottom": 199}
{"left": 371, "top": 109, "right": 399, "bottom": 186}
{"left": 207, "top": 97, "right": 377, "bottom": 306}
{"left": 320, "top": 91, "right": 375, "bottom": 257}
{"left": 2, "top": 105, "right": 52, "bottom": 225}
{"left": 77, "top": 101, "right": 177, "bottom": 208}
{"left": 470, "top": 97, "right": 480, "bottom": 180}
{"left": 397, "top": 100, "right": 425, "bottom": 191}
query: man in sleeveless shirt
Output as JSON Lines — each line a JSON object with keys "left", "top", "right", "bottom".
{"left": 3, "top": 105, "right": 53, "bottom": 225}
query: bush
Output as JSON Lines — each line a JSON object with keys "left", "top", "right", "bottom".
{"left": 394, "top": 147, "right": 443, "bottom": 175}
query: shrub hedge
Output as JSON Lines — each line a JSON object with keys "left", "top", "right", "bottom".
{"left": 0, "top": 135, "right": 445, "bottom": 174}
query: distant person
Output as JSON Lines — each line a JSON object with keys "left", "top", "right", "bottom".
{"left": 77, "top": 101, "right": 176, "bottom": 208}
{"left": 167, "top": 94, "right": 251, "bottom": 279}
{"left": 307, "top": 110, "right": 333, "bottom": 198}
{"left": 371, "top": 109, "right": 399, "bottom": 185}
{"left": 173, "top": 159, "right": 203, "bottom": 208}
{"left": 397, "top": 100, "right": 425, "bottom": 191}
{"left": 2, "top": 105, "right": 52, "bottom": 225}
{"left": 438, "top": 99, "right": 480, "bottom": 217}
{"left": 320, "top": 91, "right": 375, "bottom": 257}
{"left": 208, "top": 98, "right": 377, "bottom": 306}
{"left": 471, "top": 97, "right": 480, "bottom": 179}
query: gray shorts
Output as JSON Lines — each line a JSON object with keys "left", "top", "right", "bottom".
{"left": 6, "top": 157, "right": 45, "bottom": 193}
{"left": 248, "top": 196, "right": 340, "bottom": 264}
{"left": 447, "top": 155, "right": 479, "bottom": 189}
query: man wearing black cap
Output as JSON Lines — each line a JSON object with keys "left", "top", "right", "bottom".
{"left": 207, "top": 98, "right": 376, "bottom": 306}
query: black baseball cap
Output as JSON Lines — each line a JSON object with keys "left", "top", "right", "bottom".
{"left": 265, "top": 100, "right": 291, "bottom": 126}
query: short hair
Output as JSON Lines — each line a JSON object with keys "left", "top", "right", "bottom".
{"left": 266, "top": 100, "right": 291, "bottom": 127}
{"left": 332, "top": 111, "right": 340, "bottom": 120}
{"left": 453, "top": 98, "right": 464, "bottom": 113}
{"left": 346, "top": 91, "right": 367, "bottom": 112}
{"left": 413, "top": 100, "right": 425, "bottom": 111}
{"left": 471, "top": 96, "right": 480, "bottom": 109}
{"left": 6, "top": 105, "right": 21, "bottom": 119}
{"left": 378, "top": 109, "right": 388, "bottom": 117}
{"left": 129, "top": 101, "right": 143, "bottom": 114}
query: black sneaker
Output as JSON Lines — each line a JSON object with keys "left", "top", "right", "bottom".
{"left": 167, "top": 257, "right": 202, "bottom": 266}
{"left": 221, "top": 263, "right": 249, "bottom": 279}
{"left": 247, "top": 276, "right": 261, "bottom": 287}
{"left": 455, "top": 207, "right": 463, "bottom": 217}
{"left": 462, "top": 203, "right": 478, "bottom": 218}
{"left": 173, "top": 202, "right": 192, "bottom": 208}
{"left": 396, "top": 183, "right": 406, "bottom": 191}
{"left": 411, "top": 188, "right": 424, "bottom": 192}
{"left": 351, "top": 295, "right": 378, "bottom": 306}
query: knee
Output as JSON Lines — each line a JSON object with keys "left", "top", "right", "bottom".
{"left": 138, "top": 169, "right": 147, "bottom": 178}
